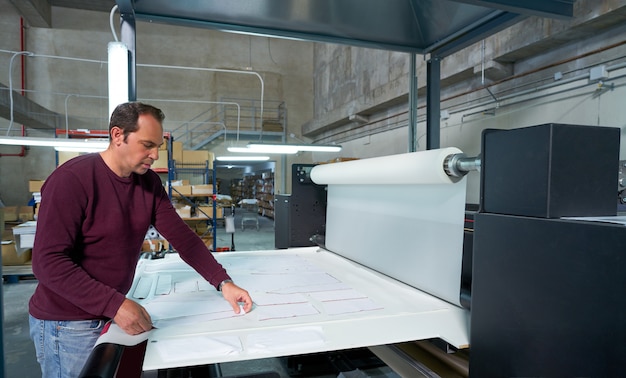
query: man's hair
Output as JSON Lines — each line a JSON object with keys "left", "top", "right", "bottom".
{"left": 109, "top": 102, "right": 165, "bottom": 141}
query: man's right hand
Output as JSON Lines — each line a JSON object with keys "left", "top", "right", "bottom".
{"left": 113, "top": 298, "right": 153, "bottom": 335}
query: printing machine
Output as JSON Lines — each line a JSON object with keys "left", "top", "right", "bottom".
{"left": 274, "top": 164, "right": 327, "bottom": 250}
{"left": 80, "top": 123, "right": 625, "bottom": 377}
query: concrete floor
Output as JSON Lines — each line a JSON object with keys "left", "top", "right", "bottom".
{"left": 3, "top": 214, "right": 399, "bottom": 378}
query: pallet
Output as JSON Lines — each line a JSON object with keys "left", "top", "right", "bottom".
{"left": 2, "top": 265, "right": 35, "bottom": 283}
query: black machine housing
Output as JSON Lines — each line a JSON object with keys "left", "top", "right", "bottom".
{"left": 470, "top": 123, "right": 623, "bottom": 377}
{"left": 275, "top": 164, "right": 327, "bottom": 249}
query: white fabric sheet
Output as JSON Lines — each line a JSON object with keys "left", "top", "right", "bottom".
{"left": 120, "top": 249, "right": 469, "bottom": 371}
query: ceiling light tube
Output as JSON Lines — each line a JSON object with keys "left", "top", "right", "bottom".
{"left": 54, "top": 146, "right": 108, "bottom": 153}
{"left": 291, "top": 144, "right": 342, "bottom": 152}
{"left": 216, "top": 155, "right": 270, "bottom": 161}
{"left": 0, "top": 136, "right": 110, "bottom": 149}
{"left": 247, "top": 143, "right": 342, "bottom": 153}
{"left": 108, "top": 41, "right": 129, "bottom": 118}
{"left": 0, "top": 136, "right": 109, "bottom": 153}
{"left": 227, "top": 145, "right": 299, "bottom": 154}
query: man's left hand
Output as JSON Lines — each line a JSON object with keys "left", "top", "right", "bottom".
{"left": 221, "top": 282, "right": 253, "bottom": 313}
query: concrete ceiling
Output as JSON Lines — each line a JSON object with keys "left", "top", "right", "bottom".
{"left": 5, "top": 0, "right": 115, "bottom": 28}
{"left": 118, "top": 0, "right": 575, "bottom": 57}
{"left": 50, "top": 0, "right": 115, "bottom": 12}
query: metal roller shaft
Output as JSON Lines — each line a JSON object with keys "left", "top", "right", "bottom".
{"left": 444, "top": 153, "right": 481, "bottom": 178}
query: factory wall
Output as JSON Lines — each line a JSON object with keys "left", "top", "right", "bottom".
{"left": 307, "top": 0, "right": 626, "bottom": 204}
{"left": 0, "top": 6, "right": 315, "bottom": 206}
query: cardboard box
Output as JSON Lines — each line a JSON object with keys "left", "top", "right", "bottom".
{"left": 263, "top": 121, "right": 283, "bottom": 132}
{"left": 57, "top": 151, "right": 80, "bottom": 166}
{"left": 172, "top": 141, "right": 183, "bottom": 162}
{"left": 181, "top": 150, "right": 215, "bottom": 168}
{"left": 173, "top": 185, "right": 192, "bottom": 197}
{"left": 12, "top": 221, "right": 36, "bottom": 252}
{"left": 141, "top": 239, "right": 170, "bottom": 252}
{"left": 28, "top": 180, "right": 45, "bottom": 192}
{"left": 17, "top": 206, "right": 34, "bottom": 222}
{"left": 175, "top": 205, "right": 191, "bottom": 218}
{"left": 3, "top": 206, "right": 18, "bottom": 222}
{"left": 151, "top": 151, "right": 169, "bottom": 170}
{"left": 182, "top": 150, "right": 209, "bottom": 164}
{"left": 2, "top": 223, "right": 12, "bottom": 239}
{"left": 200, "top": 236, "right": 214, "bottom": 249}
{"left": 192, "top": 185, "right": 213, "bottom": 195}
{"left": 197, "top": 205, "right": 223, "bottom": 219}
{"left": 169, "top": 180, "right": 190, "bottom": 186}
{"left": 195, "top": 222, "right": 209, "bottom": 235}
{"left": 1, "top": 241, "right": 32, "bottom": 266}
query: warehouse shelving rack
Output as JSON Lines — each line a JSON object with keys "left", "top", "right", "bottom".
{"left": 163, "top": 137, "right": 218, "bottom": 252}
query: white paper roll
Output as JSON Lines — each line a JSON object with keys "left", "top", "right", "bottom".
{"left": 147, "top": 225, "right": 159, "bottom": 239}
{"left": 310, "top": 147, "right": 462, "bottom": 185}
{"left": 318, "top": 147, "right": 467, "bottom": 306}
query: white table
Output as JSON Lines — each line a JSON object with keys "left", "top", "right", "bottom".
{"left": 127, "top": 247, "right": 469, "bottom": 372}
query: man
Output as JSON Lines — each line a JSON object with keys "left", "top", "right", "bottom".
{"left": 28, "top": 102, "right": 253, "bottom": 377}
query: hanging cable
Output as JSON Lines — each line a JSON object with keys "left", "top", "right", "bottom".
{"left": 110, "top": 5, "right": 119, "bottom": 42}
{"left": 138, "top": 63, "right": 263, "bottom": 142}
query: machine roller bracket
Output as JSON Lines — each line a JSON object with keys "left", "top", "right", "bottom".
{"left": 444, "top": 153, "right": 481, "bottom": 178}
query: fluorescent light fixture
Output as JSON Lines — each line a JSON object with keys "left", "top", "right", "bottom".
{"left": 286, "top": 144, "right": 342, "bottom": 152}
{"left": 248, "top": 143, "right": 341, "bottom": 152}
{"left": 227, "top": 145, "right": 299, "bottom": 154}
{"left": 108, "top": 41, "right": 129, "bottom": 118}
{"left": 54, "top": 146, "right": 107, "bottom": 153}
{"left": 215, "top": 156, "right": 270, "bottom": 162}
{"left": 227, "top": 143, "right": 342, "bottom": 154}
{"left": 0, "top": 136, "right": 109, "bottom": 150}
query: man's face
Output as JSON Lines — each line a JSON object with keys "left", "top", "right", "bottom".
{"left": 114, "top": 114, "right": 164, "bottom": 176}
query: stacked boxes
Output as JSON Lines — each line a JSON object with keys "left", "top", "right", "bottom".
{"left": 1, "top": 240, "right": 31, "bottom": 266}
{"left": 192, "top": 184, "right": 213, "bottom": 195}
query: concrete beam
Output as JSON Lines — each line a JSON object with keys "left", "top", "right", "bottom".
{"left": 0, "top": 83, "right": 62, "bottom": 130}
{"left": 50, "top": 0, "right": 116, "bottom": 13}
{"left": 452, "top": 0, "right": 574, "bottom": 19}
{"left": 474, "top": 60, "right": 514, "bottom": 82}
{"left": 8, "top": 0, "right": 51, "bottom": 28}
{"left": 304, "top": 1, "right": 626, "bottom": 140}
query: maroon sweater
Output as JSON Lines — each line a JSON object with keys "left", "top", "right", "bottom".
{"left": 29, "top": 153, "right": 230, "bottom": 321}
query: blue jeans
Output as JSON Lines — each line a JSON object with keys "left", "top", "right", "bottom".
{"left": 29, "top": 314, "right": 106, "bottom": 378}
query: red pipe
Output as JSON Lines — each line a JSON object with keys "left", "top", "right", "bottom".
{"left": 1, "top": 17, "right": 26, "bottom": 157}
{"left": 20, "top": 17, "right": 25, "bottom": 96}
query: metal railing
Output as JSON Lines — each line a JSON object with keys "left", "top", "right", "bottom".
{"left": 170, "top": 98, "right": 286, "bottom": 150}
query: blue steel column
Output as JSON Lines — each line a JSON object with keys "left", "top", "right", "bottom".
{"left": 212, "top": 162, "right": 217, "bottom": 252}
{"left": 426, "top": 57, "right": 441, "bottom": 150}
{"left": 117, "top": 0, "right": 136, "bottom": 101}
{"left": 167, "top": 137, "right": 174, "bottom": 199}
{"left": 408, "top": 53, "right": 418, "bottom": 152}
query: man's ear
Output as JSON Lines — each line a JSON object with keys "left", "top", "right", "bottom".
{"left": 110, "top": 126, "right": 124, "bottom": 145}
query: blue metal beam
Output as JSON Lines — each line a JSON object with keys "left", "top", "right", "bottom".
{"left": 426, "top": 58, "right": 441, "bottom": 150}
{"left": 120, "top": 0, "right": 575, "bottom": 55}
{"left": 451, "top": 0, "right": 574, "bottom": 19}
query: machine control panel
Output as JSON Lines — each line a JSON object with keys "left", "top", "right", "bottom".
{"left": 295, "top": 165, "right": 315, "bottom": 184}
